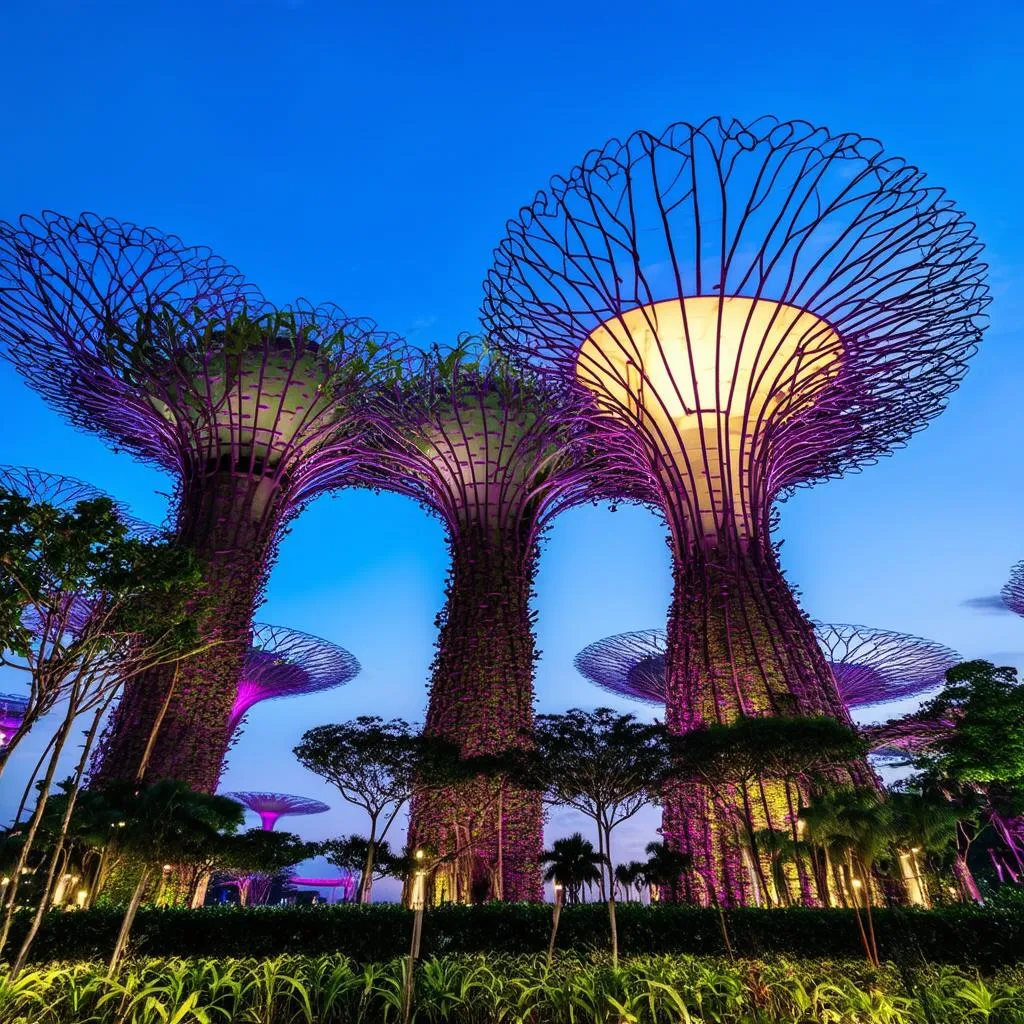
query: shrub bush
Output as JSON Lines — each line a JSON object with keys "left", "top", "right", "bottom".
{"left": 7, "top": 902, "right": 1023, "bottom": 968}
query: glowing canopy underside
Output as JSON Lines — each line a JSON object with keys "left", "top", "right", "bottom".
{"left": 575, "top": 623, "right": 958, "bottom": 711}
{"left": 577, "top": 296, "right": 842, "bottom": 537}
{"left": 228, "top": 623, "right": 360, "bottom": 733}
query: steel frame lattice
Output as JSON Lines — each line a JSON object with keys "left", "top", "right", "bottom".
{"left": 228, "top": 624, "right": 360, "bottom": 737}
{"left": 355, "top": 340, "right": 638, "bottom": 903}
{"left": 0, "top": 213, "right": 401, "bottom": 792}
{"left": 485, "top": 117, "right": 987, "bottom": 905}
{"left": 0, "top": 693, "right": 30, "bottom": 748}
{"left": 1001, "top": 562, "right": 1024, "bottom": 617}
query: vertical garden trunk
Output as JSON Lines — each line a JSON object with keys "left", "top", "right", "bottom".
{"left": 661, "top": 541, "right": 871, "bottom": 907}
{"left": 91, "top": 472, "right": 282, "bottom": 792}
{"left": 408, "top": 523, "right": 542, "bottom": 902}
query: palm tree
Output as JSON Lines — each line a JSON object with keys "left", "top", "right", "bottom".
{"left": 887, "top": 790, "right": 961, "bottom": 906}
{"left": 748, "top": 828, "right": 808, "bottom": 907}
{"left": 614, "top": 860, "right": 646, "bottom": 901}
{"left": 800, "top": 788, "right": 893, "bottom": 965}
{"left": 642, "top": 841, "right": 693, "bottom": 902}
{"left": 540, "top": 833, "right": 607, "bottom": 905}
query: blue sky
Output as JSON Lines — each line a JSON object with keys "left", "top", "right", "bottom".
{"left": 1, "top": 0, "right": 1023, "bottom": 898}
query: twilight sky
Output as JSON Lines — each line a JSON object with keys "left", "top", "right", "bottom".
{"left": 1, "top": 0, "right": 1023, "bottom": 899}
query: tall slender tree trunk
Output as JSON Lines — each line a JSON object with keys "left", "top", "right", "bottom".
{"left": 108, "top": 865, "right": 151, "bottom": 974}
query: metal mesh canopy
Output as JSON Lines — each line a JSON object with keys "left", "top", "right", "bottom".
{"left": 813, "top": 623, "right": 958, "bottom": 709}
{"left": 1002, "top": 562, "right": 1024, "bottom": 617}
{"left": 860, "top": 713, "right": 956, "bottom": 763}
{"left": 0, "top": 213, "right": 404, "bottom": 505}
{"left": 0, "top": 692, "right": 30, "bottom": 745}
{"left": 0, "top": 465, "right": 152, "bottom": 537}
{"left": 575, "top": 624, "right": 958, "bottom": 710}
{"left": 228, "top": 624, "right": 360, "bottom": 734}
{"left": 221, "top": 791, "right": 330, "bottom": 831}
{"left": 483, "top": 117, "right": 988, "bottom": 543}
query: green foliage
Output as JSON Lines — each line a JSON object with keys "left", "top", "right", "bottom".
{"left": 0, "top": 952, "right": 1022, "bottom": 1023}
{"left": 671, "top": 715, "right": 867, "bottom": 787}
{"left": 216, "top": 828, "right": 317, "bottom": 878}
{"left": 7, "top": 903, "right": 1024, "bottom": 969}
{"left": 915, "top": 661, "right": 1024, "bottom": 787}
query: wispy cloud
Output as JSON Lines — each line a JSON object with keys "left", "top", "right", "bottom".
{"left": 962, "top": 594, "right": 1012, "bottom": 614}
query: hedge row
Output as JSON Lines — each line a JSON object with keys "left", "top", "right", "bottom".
{"left": 8, "top": 902, "right": 1023, "bottom": 968}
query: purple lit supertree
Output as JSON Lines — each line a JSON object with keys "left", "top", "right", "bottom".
{"left": 0, "top": 694, "right": 29, "bottom": 749}
{"left": 221, "top": 791, "right": 330, "bottom": 831}
{"left": 1002, "top": 562, "right": 1024, "bottom": 617}
{"left": 357, "top": 341, "right": 636, "bottom": 903}
{"left": 0, "top": 213, "right": 401, "bottom": 792}
{"left": 576, "top": 623, "right": 959, "bottom": 713}
{"left": 485, "top": 117, "right": 988, "bottom": 905}
{"left": 228, "top": 624, "right": 360, "bottom": 739}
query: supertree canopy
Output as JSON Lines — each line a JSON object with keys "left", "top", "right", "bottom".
{"left": 1001, "top": 562, "right": 1024, "bottom": 617}
{"left": 486, "top": 117, "right": 987, "bottom": 905}
{"left": 0, "top": 213, "right": 402, "bottom": 792}
{"left": 0, "top": 693, "right": 29, "bottom": 748}
{"left": 358, "top": 340, "right": 636, "bottom": 903}
{"left": 221, "top": 791, "right": 330, "bottom": 831}
{"left": 228, "top": 623, "right": 360, "bottom": 737}
{"left": 576, "top": 624, "right": 958, "bottom": 712}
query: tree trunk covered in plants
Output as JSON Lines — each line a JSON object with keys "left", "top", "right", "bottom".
{"left": 90, "top": 471, "right": 283, "bottom": 793}
{"left": 661, "top": 542, "right": 872, "bottom": 907}
{"left": 409, "top": 523, "right": 542, "bottom": 903}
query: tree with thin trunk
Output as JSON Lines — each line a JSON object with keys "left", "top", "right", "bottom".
{"left": 293, "top": 718, "right": 429, "bottom": 904}
{"left": 217, "top": 829, "right": 317, "bottom": 906}
{"left": 528, "top": 708, "right": 666, "bottom": 961}
{"left": 613, "top": 861, "right": 646, "bottom": 902}
{"left": 101, "top": 781, "right": 244, "bottom": 972}
{"left": 0, "top": 491, "right": 207, "bottom": 961}
{"left": 321, "top": 834, "right": 400, "bottom": 900}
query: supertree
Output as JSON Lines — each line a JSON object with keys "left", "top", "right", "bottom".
{"left": 221, "top": 791, "right": 330, "bottom": 831}
{"left": 485, "top": 117, "right": 988, "bottom": 904}
{"left": 1001, "top": 562, "right": 1024, "bottom": 616}
{"left": 228, "top": 624, "right": 360, "bottom": 738}
{"left": 357, "top": 340, "right": 637, "bottom": 903}
{"left": 290, "top": 875, "right": 356, "bottom": 903}
{"left": 0, "top": 213, "right": 401, "bottom": 792}
{"left": 576, "top": 624, "right": 958, "bottom": 712}
{"left": 0, "top": 694, "right": 29, "bottom": 748}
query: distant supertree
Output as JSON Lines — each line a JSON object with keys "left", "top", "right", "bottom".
{"left": 290, "top": 875, "right": 356, "bottom": 903}
{"left": 486, "top": 116, "right": 988, "bottom": 904}
{"left": 221, "top": 791, "right": 330, "bottom": 831}
{"left": 1001, "top": 562, "right": 1024, "bottom": 616}
{"left": 0, "top": 694, "right": 29, "bottom": 748}
{"left": 228, "top": 624, "right": 360, "bottom": 738}
{"left": 858, "top": 713, "right": 956, "bottom": 763}
{"left": 357, "top": 341, "right": 636, "bottom": 903}
{"left": 0, "top": 213, "right": 401, "bottom": 791}
{"left": 576, "top": 624, "right": 959, "bottom": 711}
{"left": 814, "top": 624, "right": 958, "bottom": 709}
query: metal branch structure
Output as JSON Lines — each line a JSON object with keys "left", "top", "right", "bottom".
{"left": 0, "top": 694, "right": 29, "bottom": 748}
{"left": 0, "top": 213, "right": 402, "bottom": 792}
{"left": 858, "top": 713, "right": 956, "bottom": 764}
{"left": 228, "top": 624, "right": 360, "bottom": 738}
{"left": 357, "top": 341, "right": 637, "bottom": 903}
{"left": 486, "top": 117, "right": 987, "bottom": 905}
{"left": 576, "top": 624, "right": 958, "bottom": 710}
{"left": 221, "top": 791, "right": 330, "bottom": 831}
{"left": 814, "top": 624, "right": 958, "bottom": 709}
{"left": 1001, "top": 562, "right": 1024, "bottom": 617}
{"left": 290, "top": 876, "right": 356, "bottom": 903}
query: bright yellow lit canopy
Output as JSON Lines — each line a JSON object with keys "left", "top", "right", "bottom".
{"left": 576, "top": 296, "right": 842, "bottom": 539}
